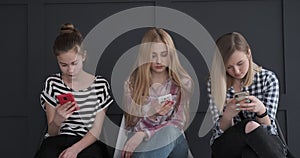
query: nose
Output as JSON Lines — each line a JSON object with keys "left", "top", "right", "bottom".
{"left": 233, "top": 66, "right": 240, "bottom": 75}
{"left": 156, "top": 56, "right": 161, "bottom": 64}
{"left": 67, "top": 65, "right": 75, "bottom": 73}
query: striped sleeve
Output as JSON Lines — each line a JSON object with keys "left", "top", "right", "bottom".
{"left": 94, "top": 76, "right": 114, "bottom": 113}
{"left": 40, "top": 75, "right": 59, "bottom": 110}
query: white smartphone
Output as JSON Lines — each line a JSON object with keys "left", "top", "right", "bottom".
{"left": 158, "top": 94, "right": 173, "bottom": 104}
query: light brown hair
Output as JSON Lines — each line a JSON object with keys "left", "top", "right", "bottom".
{"left": 211, "top": 32, "right": 261, "bottom": 112}
{"left": 53, "top": 23, "right": 83, "bottom": 56}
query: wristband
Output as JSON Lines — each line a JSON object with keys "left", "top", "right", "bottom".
{"left": 256, "top": 108, "right": 268, "bottom": 118}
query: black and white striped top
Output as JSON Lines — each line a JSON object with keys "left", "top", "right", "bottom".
{"left": 40, "top": 73, "right": 113, "bottom": 137}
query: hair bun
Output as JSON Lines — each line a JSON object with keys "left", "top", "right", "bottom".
{"left": 60, "top": 22, "right": 75, "bottom": 34}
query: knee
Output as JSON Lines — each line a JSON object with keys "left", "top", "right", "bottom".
{"left": 155, "top": 126, "right": 182, "bottom": 143}
{"left": 245, "top": 121, "right": 260, "bottom": 134}
{"left": 161, "top": 126, "right": 181, "bottom": 136}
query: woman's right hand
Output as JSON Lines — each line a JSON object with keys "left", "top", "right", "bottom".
{"left": 53, "top": 101, "right": 78, "bottom": 125}
{"left": 223, "top": 98, "right": 240, "bottom": 119}
{"left": 219, "top": 98, "right": 241, "bottom": 131}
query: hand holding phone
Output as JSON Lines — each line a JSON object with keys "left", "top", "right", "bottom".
{"left": 156, "top": 94, "right": 175, "bottom": 116}
{"left": 158, "top": 94, "right": 173, "bottom": 105}
{"left": 234, "top": 91, "right": 250, "bottom": 102}
{"left": 56, "top": 93, "right": 79, "bottom": 111}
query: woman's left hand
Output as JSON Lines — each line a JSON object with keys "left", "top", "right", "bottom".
{"left": 239, "top": 96, "right": 266, "bottom": 114}
{"left": 58, "top": 146, "right": 79, "bottom": 158}
{"left": 122, "top": 131, "right": 146, "bottom": 158}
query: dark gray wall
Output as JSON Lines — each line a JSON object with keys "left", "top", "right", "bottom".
{"left": 0, "top": 0, "right": 299, "bottom": 157}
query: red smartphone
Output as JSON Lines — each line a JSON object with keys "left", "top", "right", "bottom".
{"left": 56, "top": 93, "right": 79, "bottom": 111}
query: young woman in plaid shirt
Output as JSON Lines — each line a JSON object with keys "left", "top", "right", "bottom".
{"left": 208, "top": 32, "right": 287, "bottom": 158}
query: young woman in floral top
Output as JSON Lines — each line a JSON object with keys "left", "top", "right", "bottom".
{"left": 121, "top": 28, "right": 193, "bottom": 158}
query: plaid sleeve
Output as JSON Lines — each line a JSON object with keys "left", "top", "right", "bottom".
{"left": 262, "top": 71, "right": 280, "bottom": 134}
{"left": 207, "top": 80, "right": 224, "bottom": 144}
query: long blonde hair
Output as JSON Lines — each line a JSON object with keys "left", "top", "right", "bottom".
{"left": 211, "top": 32, "right": 261, "bottom": 112}
{"left": 125, "top": 28, "right": 193, "bottom": 128}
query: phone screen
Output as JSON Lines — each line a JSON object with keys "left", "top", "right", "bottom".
{"left": 56, "top": 93, "right": 76, "bottom": 105}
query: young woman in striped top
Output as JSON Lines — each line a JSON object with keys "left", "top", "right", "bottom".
{"left": 36, "top": 23, "right": 113, "bottom": 158}
{"left": 121, "top": 28, "right": 193, "bottom": 158}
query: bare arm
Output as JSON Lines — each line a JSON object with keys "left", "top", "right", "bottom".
{"left": 45, "top": 101, "right": 78, "bottom": 136}
{"left": 219, "top": 113, "right": 234, "bottom": 132}
{"left": 59, "top": 110, "right": 106, "bottom": 158}
{"left": 219, "top": 98, "right": 239, "bottom": 131}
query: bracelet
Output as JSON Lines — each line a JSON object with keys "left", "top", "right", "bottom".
{"left": 256, "top": 108, "right": 268, "bottom": 118}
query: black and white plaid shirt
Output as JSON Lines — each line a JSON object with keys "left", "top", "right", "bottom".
{"left": 208, "top": 68, "right": 279, "bottom": 145}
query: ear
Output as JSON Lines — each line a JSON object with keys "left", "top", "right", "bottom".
{"left": 82, "top": 51, "right": 87, "bottom": 62}
{"left": 247, "top": 48, "right": 252, "bottom": 58}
